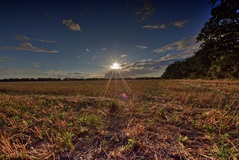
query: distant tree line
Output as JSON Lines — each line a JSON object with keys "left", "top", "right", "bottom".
{"left": 161, "top": 0, "right": 239, "bottom": 79}
{"left": 0, "top": 78, "right": 62, "bottom": 82}
{"left": 0, "top": 77, "right": 162, "bottom": 82}
{"left": 0, "top": 78, "right": 101, "bottom": 82}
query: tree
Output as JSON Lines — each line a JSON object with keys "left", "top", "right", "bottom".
{"left": 197, "top": 0, "right": 239, "bottom": 78}
{"left": 161, "top": 0, "right": 239, "bottom": 79}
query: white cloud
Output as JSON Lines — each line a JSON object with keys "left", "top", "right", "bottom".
{"left": 136, "top": 45, "right": 148, "bottom": 49}
{"left": 154, "top": 36, "right": 200, "bottom": 54}
{"left": 142, "top": 24, "right": 166, "bottom": 29}
{"left": 120, "top": 54, "right": 127, "bottom": 58}
{"left": 172, "top": 20, "right": 188, "bottom": 27}
{"left": 101, "top": 48, "right": 106, "bottom": 51}
{"left": 86, "top": 48, "right": 90, "bottom": 52}
{"left": 1, "top": 42, "right": 58, "bottom": 53}
{"left": 62, "top": 19, "right": 82, "bottom": 31}
{"left": 35, "top": 39, "right": 57, "bottom": 43}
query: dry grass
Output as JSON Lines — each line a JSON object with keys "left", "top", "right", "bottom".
{"left": 0, "top": 79, "right": 238, "bottom": 159}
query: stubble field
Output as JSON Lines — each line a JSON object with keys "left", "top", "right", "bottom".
{"left": 0, "top": 79, "right": 238, "bottom": 159}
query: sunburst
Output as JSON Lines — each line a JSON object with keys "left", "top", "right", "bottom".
{"left": 111, "top": 62, "right": 121, "bottom": 70}
{"left": 103, "top": 60, "right": 133, "bottom": 100}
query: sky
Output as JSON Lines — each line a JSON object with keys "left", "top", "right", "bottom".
{"left": 0, "top": 0, "right": 212, "bottom": 79}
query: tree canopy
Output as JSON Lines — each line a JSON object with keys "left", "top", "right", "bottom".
{"left": 161, "top": 0, "right": 239, "bottom": 79}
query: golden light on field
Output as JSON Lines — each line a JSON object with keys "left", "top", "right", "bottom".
{"left": 111, "top": 62, "right": 121, "bottom": 70}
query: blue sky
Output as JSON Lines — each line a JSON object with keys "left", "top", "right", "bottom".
{"left": 0, "top": 0, "right": 211, "bottom": 79}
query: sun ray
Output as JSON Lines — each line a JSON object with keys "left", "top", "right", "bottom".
{"left": 103, "top": 70, "right": 114, "bottom": 98}
{"left": 117, "top": 69, "right": 133, "bottom": 97}
{"left": 103, "top": 61, "right": 134, "bottom": 101}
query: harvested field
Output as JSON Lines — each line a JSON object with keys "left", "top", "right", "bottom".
{"left": 0, "top": 80, "right": 238, "bottom": 159}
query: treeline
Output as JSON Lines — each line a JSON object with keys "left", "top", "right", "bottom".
{"left": 161, "top": 0, "right": 239, "bottom": 79}
{"left": 0, "top": 77, "right": 162, "bottom": 82}
{"left": 0, "top": 78, "right": 104, "bottom": 82}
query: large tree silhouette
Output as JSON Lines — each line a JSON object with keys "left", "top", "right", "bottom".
{"left": 198, "top": 0, "right": 239, "bottom": 78}
{"left": 162, "top": 0, "right": 239, "bottom": 79}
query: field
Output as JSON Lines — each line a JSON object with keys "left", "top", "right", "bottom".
{"left": 0, "top": 79, "right": 238, "bottom": 159}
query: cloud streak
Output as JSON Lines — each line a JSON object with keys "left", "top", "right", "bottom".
{"left": 136, "top": 45, "right": 148, "bottom": 49}
{"left": 154, "top": 36, "right": 200, "bottom": 54}
{"left": 62, "top": 19, "right": 82, "bottom": 31}
{"left": 143, "top": 20, "right": 188, "bottom": 30}
{"left": 142, "top": 24, "right": 166, "bottom": 29}
{"left": 14, "top": 34, "right": 57, "bottom": 43}
{"left": 2, "top": 42, "right": 58, "bottom": 53}
{"left": 172, "top": 20, "right": 188, "bottom": 27}
{"left": 120, "top": 54, "right": 127, "bottom": 58}
{"left": 35, "top": 39, "right": 57, "bottom": 43}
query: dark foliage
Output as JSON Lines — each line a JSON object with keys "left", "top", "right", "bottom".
{"left": 162, "top": 0, "right": 239, "bottom": 79}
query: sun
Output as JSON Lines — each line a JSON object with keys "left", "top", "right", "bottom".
{"left": 111, "top": 62, "right": 121, "bottom": 70}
